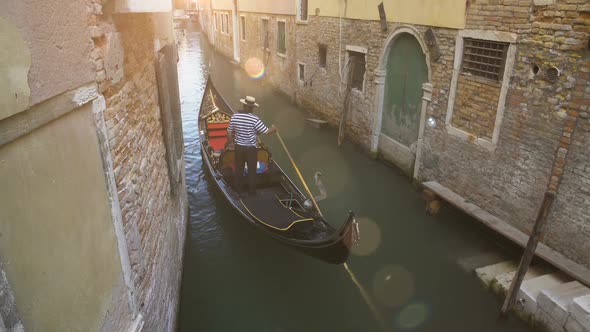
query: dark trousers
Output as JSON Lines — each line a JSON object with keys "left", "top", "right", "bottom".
{"left": 235, "top": 145, "right": 257, "bottom": 194}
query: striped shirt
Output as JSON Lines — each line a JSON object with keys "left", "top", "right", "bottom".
{"left": 227, "top": 112, "right": 269, "bottom": 146}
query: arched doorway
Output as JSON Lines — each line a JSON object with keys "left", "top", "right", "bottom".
{"left": 382, "top": 33, "right": 427, "bottom": 146}
{"left": 373, "top": 29, "right": 429, "bottom": 175}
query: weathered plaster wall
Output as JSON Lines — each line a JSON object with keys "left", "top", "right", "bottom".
{"left": 0, "top": 104, "right": 125, "bottom": 331}
{"left": 0, "top": 0, "right": 96, "bottom": 107}
{"left": 211, "top": 0, "right": 234, "bottom": 11}
{"left": 308, "top": 0, "right": 466, "bottom": 29}
{"left": 0, "top": 17, "right": 31, "bottom": 121}
{"left": 239, "top": 0, "right": 295, "bottom": 15}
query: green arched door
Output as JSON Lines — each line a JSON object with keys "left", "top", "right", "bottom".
{"left": 381, "top": 33, "right": 427, "bottom": 148}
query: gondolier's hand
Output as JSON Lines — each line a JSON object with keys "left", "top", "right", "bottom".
{"left": 267, "top": 124, "right": 278, "bottom": 135}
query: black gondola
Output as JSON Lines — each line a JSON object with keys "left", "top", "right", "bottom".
{"left": 198, "top": 78, "right": 358, "bottom": 264}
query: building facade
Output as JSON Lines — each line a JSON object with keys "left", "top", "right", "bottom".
{"left": 0, "top": 0, "right": 187, "bottom": 330}
{"left": 199, "top": 0, "right": 589, "bottom": 295}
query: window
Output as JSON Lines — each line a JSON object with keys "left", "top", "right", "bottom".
{"left": 277, "top": 21, "right": 286, "bottom": 55}
{"left": 261, "top": 19, "right": 269, "bottom": 49}
{"left": 462, "top": 38, "right": 508, "bottom": 81}
{"left": 221, "top": 14, "right": 229, "bottom": 35}
{"left": 298, "top": 0, "right": 308, "bottom": 21}
{"left": 225, "top": 14, "right": 230, "bottom": 34}
{"left": 298, "top": 63, "right": 305, "bottom": 82}
{"left": 240, "top": 16, "right": 246, "bottom": 41}
{"left": 347, "top": 50, "right": 366, "bottom": 91}
{"left": 221, "top": 14, "right": 225, "bottom": 33}
{"left": 319, "top": 45, "right": 327, "bottom": 68}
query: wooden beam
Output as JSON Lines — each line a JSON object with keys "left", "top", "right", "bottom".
{"left": 422, "top": 181, "right": 590, "bottom": 287}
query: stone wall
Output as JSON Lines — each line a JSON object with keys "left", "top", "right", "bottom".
{"left": 90, "top": 3, "right": 187, "bottom": 331}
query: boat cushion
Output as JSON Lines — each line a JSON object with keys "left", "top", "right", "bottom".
{"left": 240, "top": 192, "right": 314, "bottom": 231}
{"left": 209, "top": 136, "right": 228, "bottom": 151}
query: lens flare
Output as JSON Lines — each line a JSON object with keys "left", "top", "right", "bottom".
{"left": 395, "top": 302, "right": 430, "bottom": 330}
{"left": 245, "top": 57, "right": 266, "bottom": 80}
{"left": 427, "top": 117, "right": 436, "bottom": 128}
{"left": 351, "top": 217, "right": 382, "bottom": 257}
{"left": 373, "top": 265, "right": 415, "bottom": 308}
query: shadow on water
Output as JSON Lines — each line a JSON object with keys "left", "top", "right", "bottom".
{"left": 177, "top": 23, "right": 534, "bottom": 332}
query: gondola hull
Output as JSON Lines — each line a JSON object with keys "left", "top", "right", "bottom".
{"left": 197, "top": 78, "right": 356, "bottom": 264}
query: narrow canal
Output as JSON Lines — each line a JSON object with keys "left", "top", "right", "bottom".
{"left": 177, "top": 24, "right": 534, "bottom": 332}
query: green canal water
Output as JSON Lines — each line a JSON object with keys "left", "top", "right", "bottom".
{"left": 177, "top": 25, "right": 534, "bottom": 332}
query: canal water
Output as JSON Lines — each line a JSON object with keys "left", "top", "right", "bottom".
{"left": 177, "top": 24, "right": 534, "bottom": 332}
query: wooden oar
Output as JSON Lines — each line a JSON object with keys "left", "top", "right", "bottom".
{"left": 275, "top": 132, "right": 324, "bottom": 218}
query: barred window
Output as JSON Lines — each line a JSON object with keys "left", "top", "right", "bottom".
{"left": 240, "top": 16, "right": 246, "bottom": 41}
{"left": 462, "top": 38, "right": 508, "bottom": 81}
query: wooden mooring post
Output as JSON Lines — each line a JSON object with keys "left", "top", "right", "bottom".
{"left": 500, "top": 191, "right": 556, "bottom": 317}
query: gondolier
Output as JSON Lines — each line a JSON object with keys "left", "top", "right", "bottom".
{"left": 200, "top": 79, "right": 357, "bottom": 263}
{"left": 227, "top": 96, "right": 277, "bottom": 195}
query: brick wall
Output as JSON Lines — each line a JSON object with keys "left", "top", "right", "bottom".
{"left": 452, "top": 75, "right": 501, "bottom": 140}
{"left": 420, "top": 0, "right": 590, "bottom": 268}
{"left": 294, "top": 16, "right": 391, "bottom": 149}
{"left": 90, "top": 6, "right": 187, "bottom": 331}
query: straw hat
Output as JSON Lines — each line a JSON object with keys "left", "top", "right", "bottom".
{"left": 240, "top": 96, "right": 259, "bottom": 107}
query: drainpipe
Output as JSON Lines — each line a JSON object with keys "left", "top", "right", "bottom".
{"left": 413, "top": 83, "right": 432, "bottom": 181}
{"left": 370, "top": 69, "right": 387, "bottom": 157}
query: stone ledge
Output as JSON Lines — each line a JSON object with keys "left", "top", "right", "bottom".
{"left": 518, "top": 273, "right": 571, "bottom": 322}
{"left": 537, "top": 281, "right": 590, "bottom": 326}
{"left": 571, "top": 294, "right": 590, "bottom": 330}
{"left": 422, "top": 181, "right": 590, "bottom": 288}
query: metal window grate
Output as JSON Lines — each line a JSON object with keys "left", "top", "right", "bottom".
{"left": 462, "top": 38, "right": 509, "bottom": 81}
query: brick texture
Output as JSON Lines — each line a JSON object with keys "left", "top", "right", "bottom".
{"left": 90, "top": 8, "right": 186, "bottom": 331}
{"left": 452, "top": 75, "right": 501, "bottom": 140}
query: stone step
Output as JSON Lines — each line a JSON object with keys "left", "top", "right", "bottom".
{"left": 537, "top": 281, "right": 590, "bottom": 327}
{"left": 456, "top": 251, "right": 507, "bottom": 272}
{"left": 570, "top": 294, "right": 590, "bottom": 331}
{"left": 517, "top": 272, "right": 572, "bottom": 322}
{"left": 476, "top": 260, "right": 517, "bottom": 287}
{"left": 491, "top": 264, "right": 554, "bottom": 296}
